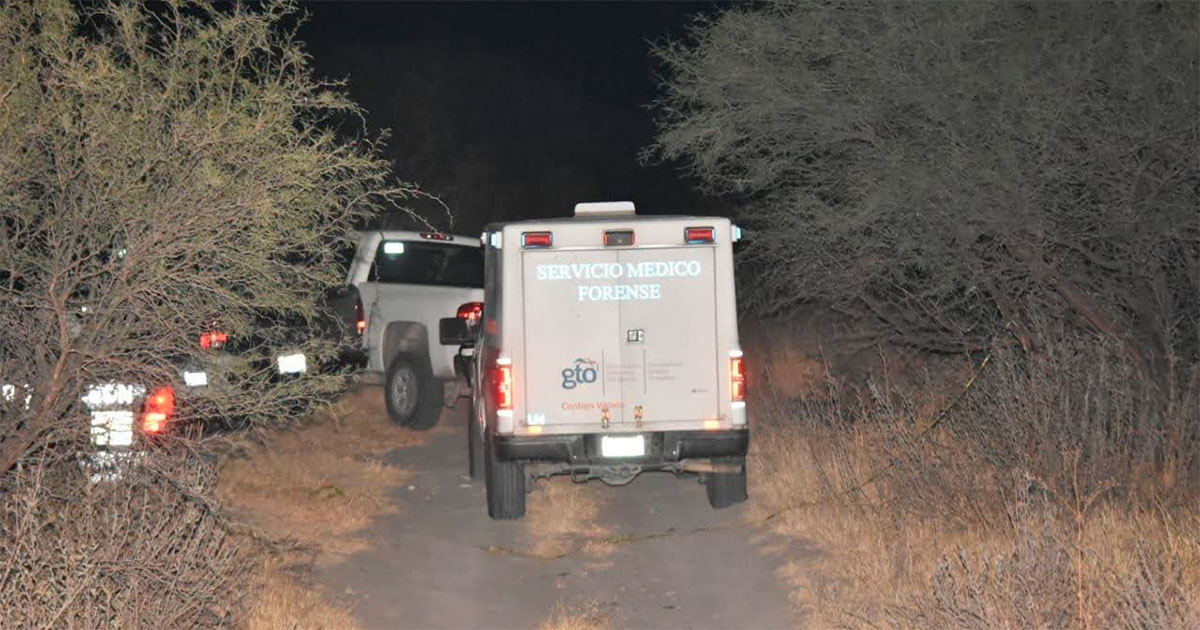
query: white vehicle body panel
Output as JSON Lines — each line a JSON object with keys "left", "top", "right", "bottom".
{"left": 346, "top": 231, "right": 484, "bottom": 378}
{"left": 482, "top": 214, "right": 742, "bottom": 436}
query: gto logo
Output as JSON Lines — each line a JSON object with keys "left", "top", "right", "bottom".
{"left": 561, "top": 358, "right": 599, "bottom": 390}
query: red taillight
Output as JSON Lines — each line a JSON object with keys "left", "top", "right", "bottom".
{"left": 730, "top": 356, "right": 745, "bottom": 402}
{"left": 420, "top": 232, "right": 453, "bottom": 241}
{"left": 143, "top": 385, "right": 175, "bottom": 433}
{"left": 354, "top": 298, "right": 366, "bottom": 337}
{"left": 495, "top": 362, "right": 513, "bottom": 410}
{"left": 685, "top": 227, "right": 715, "bottom": 244}
{"left": 457, "top": 301, "right": 483, "bottom": 323}
{"left": 199, "top": 331, "right": 228, "bottom": 350}
{"left": 522, "top": 232, "right": 552, "bottom": 248}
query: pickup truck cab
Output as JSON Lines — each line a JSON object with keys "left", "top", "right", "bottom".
{"left": 346, "top": 230, "right": 484, "bottom": 429}
{"left": 443, "top": 202, "right": 749, "bottom": 519}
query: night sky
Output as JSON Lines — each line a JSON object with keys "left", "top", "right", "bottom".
{"left": 300, "top": 1, "right": 726, "bottom": 235}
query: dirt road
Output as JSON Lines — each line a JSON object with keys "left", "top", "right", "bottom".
{"left": 316, "top": 404, "right": 799, "bottom": 629}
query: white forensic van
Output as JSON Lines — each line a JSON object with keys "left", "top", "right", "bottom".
{"left": 443, "top": 202, "right": 748, "bottom": 519}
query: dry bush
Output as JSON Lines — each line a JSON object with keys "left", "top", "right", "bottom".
{"left": 651, "top": 1, "right": 1199, "bottom": 361}
{"left": 0, "top": 454, "right": 250, "bottom": 629}
{"left": 748, "top": 326, "right": 1200, "bottom": 628}
{"left": 1, "top": 2, "right": 424, "bottom": 626}
{"left": 0, "top": 0, "right": 420, "bottom": 477}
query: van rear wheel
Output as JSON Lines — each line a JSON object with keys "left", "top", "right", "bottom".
{"left": 484, "top": 434, "right": 525, "bottom": 519}
{"left": 705, "top": 459, "right": 747, "bottom": 509}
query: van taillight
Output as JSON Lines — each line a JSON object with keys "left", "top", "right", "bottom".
{"left": 457, "top": 301, "right": 483, "bottom": 322}
{"left": 685, "top": 227, "right": 715, "bottom": 244}
{"left": 495, "top": 361, "right": 513, "bottom": 410}
{"left": 354, "top": 298, "right": 366, "bottom": 337}
{"left": 730, "top": 356, "right": 745, "bottom": 402}
{"left": 143, "top": 385, "right": 175, "bottom": 433}
{"left": 522, "top": 232, "right": 552, "bottom": 248}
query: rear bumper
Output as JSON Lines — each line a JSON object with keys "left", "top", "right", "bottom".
{"left": 495, "top": 429, "right": 748, "bottom": 465}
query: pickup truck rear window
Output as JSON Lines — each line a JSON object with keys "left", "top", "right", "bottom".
{"left": 373, "top": 241, "right": 483, "bottom": 288}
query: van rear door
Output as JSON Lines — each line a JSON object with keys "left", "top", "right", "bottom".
{"left": 617, "top": 247, "right": 719, "bottom": 428}
{"left": 520, "top": 250, "right": 625, "bottom": 428}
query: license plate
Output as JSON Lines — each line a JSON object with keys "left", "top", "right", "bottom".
{"left": 600, "top": 435, "right": 645, "bottom": 458}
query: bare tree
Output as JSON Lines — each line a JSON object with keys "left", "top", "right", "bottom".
{"left": 0, "top": 1, "right": 427, "bottom": 624}
{"left": 649, "top": 1, "right": 1199, "bottom": 362}
{"left": 0, "top": 0, "right": 418, "bottom": 475}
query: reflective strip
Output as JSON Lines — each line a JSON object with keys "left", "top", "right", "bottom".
{"left": 496, "top": 409, "right": 514, "bottom": 434}
{"left": 731, "top": 401, "right": 747, "bottom": 426}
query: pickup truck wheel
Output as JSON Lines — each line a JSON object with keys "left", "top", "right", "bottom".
{"left": 705, "top": 460, "right": 748, "bottom": 509}
{"left": 385, "top": 356, "right": 441, "bottom": 429}
{"left": 484, "top": 434, "right": 525, "bottom": 519}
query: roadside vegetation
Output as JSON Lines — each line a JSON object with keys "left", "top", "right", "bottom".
{"left": 539, "top": 599, "right": 615, "bottom": 630}
{"left": 220, "top": 386, "right": 425, "bottom": 628}
{"left": 745, "top": 321, "right": 1198, "bottom": 628}
{"left": 1, "top": 1, "right": 418, "bottom": 626}
{"left": 653, "top": 2, "right": 1199, "bottom": 628}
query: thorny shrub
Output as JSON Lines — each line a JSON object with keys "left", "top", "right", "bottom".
{"left": 1, "top": 1, "right": 420, "bottom": 626}
{"left": 0, "top": 453, "right": 250, "bottom": 628}
{"left": 748, "top": 324, "right": 1200, "bottom": 628}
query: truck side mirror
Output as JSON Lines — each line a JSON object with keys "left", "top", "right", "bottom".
{"left": 439, "top": 317, "right": 473, "bottom": 346}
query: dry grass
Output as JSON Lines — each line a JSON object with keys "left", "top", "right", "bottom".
{"left": 242, "top": 556, "right": 358, "bottom": 630}
{"left": 0, "top": 454, "right": 251, "bottom": 629}
{"left": 524, "top": 476, "right": 613, "bottom": 558}
{"left": 220, "top": 385, "right": 426, "bottom": 628}
{"left": 746, "top": 326, "right": 1200, "bottom": 628}
{"left": 539, "top": 598, "right": 615, "bottom": 630}
{"left": 218, "top": 386, "right": 424, "bottom": 557}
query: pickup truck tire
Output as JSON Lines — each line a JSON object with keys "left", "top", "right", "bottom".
{"left": 705, "top": 460, "right": 748, "bottom": 509}
{"left": 385, "top": 355, "right": 441, "bottom": 430}
{"left": 484, "top": 434, "right": 525, "bottom": 519}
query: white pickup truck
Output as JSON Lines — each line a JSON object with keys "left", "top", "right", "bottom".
{"left": 345, "top": 230, "right": 484, "bottom": 429}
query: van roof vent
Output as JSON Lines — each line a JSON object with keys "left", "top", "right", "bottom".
{"left": 573, "top": 201, "right": 636, "bottom": 217}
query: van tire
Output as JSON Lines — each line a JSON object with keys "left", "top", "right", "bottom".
{"left": 485, "top": 435, "right": 525, "bottom": 519}
{"left": 385, "top": 355, "right": 441, "bottom": 430}
{"left": 705, "top": 460, "right": 747, "bottom": 509}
